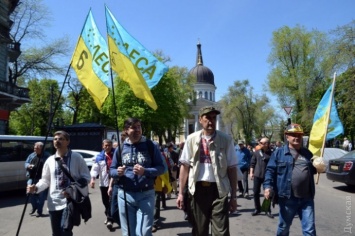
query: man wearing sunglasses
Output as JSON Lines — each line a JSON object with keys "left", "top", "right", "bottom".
{"left": 263, "top": 124, "right": 317, "bottom": 236}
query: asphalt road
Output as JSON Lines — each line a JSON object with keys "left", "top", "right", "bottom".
{"left": 0, "top": 175, "right": 354, "bottom": 236}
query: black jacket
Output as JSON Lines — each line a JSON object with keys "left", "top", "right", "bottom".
{"left": 62, "top": 178, "right": 91, "bottom": 231}
{"left": 250, "top": 149, "right": 272, "bottom": 178}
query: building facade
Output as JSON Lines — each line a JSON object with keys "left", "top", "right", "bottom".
{"left": 0, "top": 0, "right": 30, "bottom": 134}
{"left": 182, "top": 41, "right": 223, "bottom": 140}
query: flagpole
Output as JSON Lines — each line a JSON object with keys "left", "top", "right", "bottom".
{"left": 316, "top": 72, "right": 337, "bottom": 184}
{"left": 105, "top": 6, "right": 130, "bottom": 236}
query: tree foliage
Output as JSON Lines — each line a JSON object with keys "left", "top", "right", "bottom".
{"left": 9, "top": 79, "right": 63, "bottom": 135}
{"left": 220, "top": 80, "right": 279, "bottom": 143}
{"left": 329, "top": 20, "right": 355, "bottom": 143}
{"left": 329, "top": 20, "right": 355, "bottom": 71}
{"left": 336, "top": 68, "right": 355, "bottom": 143}
{"left": 267, "top": 25, "right": 331, "bottom": 132}
{"left": 65, "top": 77, "right": 100, "bottom": 124}
{"left": 98, "top": 66, "right": 195, "bottom": 144}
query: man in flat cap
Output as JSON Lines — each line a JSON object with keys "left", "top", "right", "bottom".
{"left": 177, "top": 106, "right": 238, "bottom": 235}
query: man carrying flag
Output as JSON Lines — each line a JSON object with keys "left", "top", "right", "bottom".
{"left": 71, "top": 10, "right": 110, "bottom": 110}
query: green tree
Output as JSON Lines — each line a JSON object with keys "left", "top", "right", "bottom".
{"left": 220, "top": 80, "right": 278, "bottom": 144}
{"left": 100, "top": 66, "right": 195, "bottom": 144}
{"left": 329, "top": 20, "right": 355, "bottom": 71}
{"left": 9, "top": 79, "right": 63, "bottom": 135}
{"left": 329, "top": 20, "right": 355, "bottom": 143}
{"left": 336, "top": 68, "right": 355, "bottom": 143}
{"left": 267, "top": 25, "right": 331, "bottom": 132}
{"left": 65, "top": 77, "right": 101, "bottom": 124}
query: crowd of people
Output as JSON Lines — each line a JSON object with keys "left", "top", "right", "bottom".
{"left": 25, "top": 106, "right": 323, "bottom": 236}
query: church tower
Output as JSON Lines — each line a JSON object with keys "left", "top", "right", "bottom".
{"left": 182, "top": 41, "right": 221, "bottom": 139}
{"left": 190, "top": 41, "right": 216, "bottom": 101}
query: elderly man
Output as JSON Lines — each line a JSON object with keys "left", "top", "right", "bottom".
{"left": 264, "top": 124, "right": 317, "bottom": 236}
{"left": 177, "top": 106, "right": 238, "bottom": 235}
{"left": 25, "top": 142, "right": 49, "bottom": 217}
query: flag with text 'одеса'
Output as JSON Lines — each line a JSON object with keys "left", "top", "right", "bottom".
{"left": 71, "top": 10, "right": 110, "bottom": 110}
{"left": 105, "top": 6, "right": 168, "bottom": 110}
{"left": 308, "top": 84, "right": 344, "bottom": 156}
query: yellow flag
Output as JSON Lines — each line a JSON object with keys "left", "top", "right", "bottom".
{"left": 105, "top": 6, "right": 161, "bottom": 110}
{"left": 71, "top": 10, "right": 110, "bottom": 109}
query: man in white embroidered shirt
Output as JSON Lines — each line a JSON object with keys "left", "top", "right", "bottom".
{"left": 176, "top": 106, "right": 238, "bottom": 236}
{"left": 27, "top": 131, "right": 91, "bottom": 236}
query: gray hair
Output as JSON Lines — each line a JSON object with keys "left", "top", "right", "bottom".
{"left": 34, "top": 142, "right": 44, "bottom": 147}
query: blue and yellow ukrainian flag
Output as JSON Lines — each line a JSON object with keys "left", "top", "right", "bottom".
{"left": 105, "top": 6, "right": 168, "bottom": 110}
{"left": 309, "top": 84, "right": 344, "bottom": 156}
{"left": 71, "top": 10, "right": 110, "bottom": 109}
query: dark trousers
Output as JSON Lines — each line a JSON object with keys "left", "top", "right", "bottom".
{"left": 49, "top": 209, "right": 72, "bottom": 236}
{"left": 237, "top": 168, "right": 249, "bottom": 195}
{"left": 190, "top": 182, "right": 230, "bottom": 236}
{"left": 253, "top": 176, "right": 271, "bottom": 212}
{"left": 100, "top": 186, "right": 111, "bottom": 221}
{"left": 154, "top": 191, "right": 162, "bottom": 225}
{"left": 110, "top": 184, "right": 120, "bottom": 225}
{"left": 161, "top": 191, "right": 166, "bottom": 208}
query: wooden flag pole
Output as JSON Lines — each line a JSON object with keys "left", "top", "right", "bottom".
{"left": 316, "top": 72, "right": 337, "bottom": 184}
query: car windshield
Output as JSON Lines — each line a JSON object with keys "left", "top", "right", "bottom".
{"left": 340, "top": 151, "right": 355, "bottom": 160}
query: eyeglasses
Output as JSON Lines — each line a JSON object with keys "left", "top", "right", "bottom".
{"left": 259, "top": 142, "right": 269, "bottom": 145}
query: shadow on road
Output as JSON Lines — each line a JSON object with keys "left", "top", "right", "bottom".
{"left": 0, "top": 190, "right": 28, "bottom": 208}
{"left": 333, "top": 185, "right": 355, "bottom": 193}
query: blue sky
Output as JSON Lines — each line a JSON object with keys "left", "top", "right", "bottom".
{"left": 43, "top": 0, "right": 354, "bottom": 114}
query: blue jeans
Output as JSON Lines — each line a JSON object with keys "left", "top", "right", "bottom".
{"left": 277, "top": 196, "right": 316, "bottom": 236}
{"left": 48, "top": 209, "right": 72, "bottom": 236}
{"left": 28, "top": 178, "right": 48, "bottom": 214}
{"left": 118, "top": 188, "right": 155, "bottom": 236}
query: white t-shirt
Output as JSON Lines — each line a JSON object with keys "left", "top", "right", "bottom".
{"left": 179, "top": 135, "right": 237, "bottom": 182}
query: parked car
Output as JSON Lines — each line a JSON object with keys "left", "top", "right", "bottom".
{"left": 322, "top": 148, "right": 348, "bottom": 165}
{"left": 326, "top": 150, "right": 355, "bottom": 187}
{"left": 72, "top": 149, "right": 100, "bottom": 169}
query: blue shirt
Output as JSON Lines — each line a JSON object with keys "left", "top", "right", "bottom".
{"left": 263, "top": 145, "right": 317, "bottom": 199}
{"left": 236, "top": 147, "right": 251, "bottom": 170}
{"left": 110, "top": 136, "right": 165, "bottom": 192}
